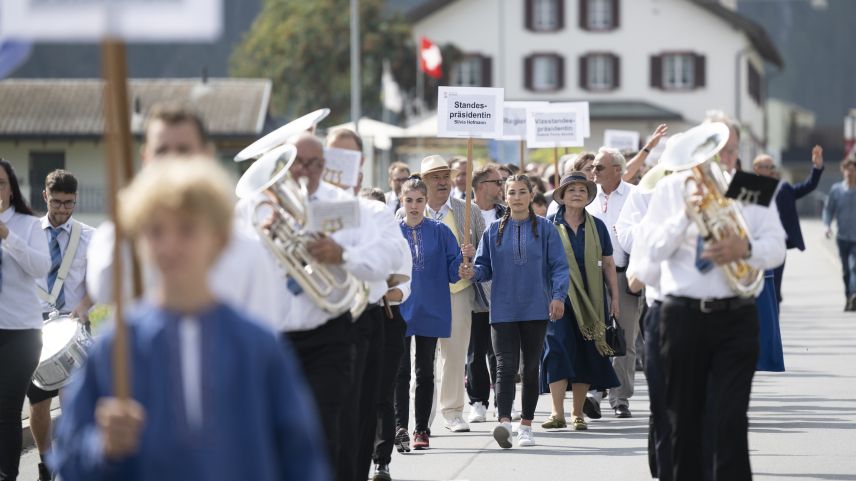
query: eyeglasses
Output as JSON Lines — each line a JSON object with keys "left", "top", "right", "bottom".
{"left": 294, "top": 156, "right": 323, "bottom": 170}
{"left": 756, "top": 164, "right": 775, "bottom": 171}
{"left": 49, "top": 199, "right": 77, "bottom": 209}
{"left": 393, "top": 177, "right": 410, "bottom": 183}
{"left": 480, "top": 179, "right": 504, "bottom": 186}
{"left": 593, "top": 164, "right": 608, "bottom": 172}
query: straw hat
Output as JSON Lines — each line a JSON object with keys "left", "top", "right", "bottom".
{"left": 554, "top": 171, "right": 597, "bottom": 206}
{"left": 418, "top": 155, "right": 456, "bottom": 177}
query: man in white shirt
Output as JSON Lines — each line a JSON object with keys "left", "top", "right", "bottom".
{"left": 450, "top": 157, "right": 469, "bottom": 200}
{"left": 27, "top": 169, "right": 94, "bottom": 481}
{"left": 326, "top": 128, "right": 411, "bottom": 481}
{"left": 466, "top": 165, "right": 505, "bottom": 423}
{"left": 641, "top": 120, "right": 786, "bottom": 481}
{"left": 586, "top": 147, "right": 643, "bottom": 419}
{"left": 384, "top": 162, "right": 411, "bottom": 213}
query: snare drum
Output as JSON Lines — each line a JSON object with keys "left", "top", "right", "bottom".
{"left": 32, "top": 314, "right": 93, "bottom": 391}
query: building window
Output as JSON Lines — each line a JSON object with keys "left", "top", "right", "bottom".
{"left": 525, "top": 54, "right": 564, "bottom": 92}
{"left": 587, "top": 54, "right": 615, "bottom": 90}
{"left": 651, "top": 53, "right": 705, "bottom": 90}
{"left": 452, "top": 57, "right": 483, "bottom": 87}
{"left": 580, "top": 0, "right": 619, "bottom": 31}
{"left": 526, "top": 0, "right": 564, "bottom": 32}
{"left": 748, "top": 62, "right": 762, "bottom": 105}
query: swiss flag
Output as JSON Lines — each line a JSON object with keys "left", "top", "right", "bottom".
{"left": 419, "top": 37, "right": 443, "bottom": 79}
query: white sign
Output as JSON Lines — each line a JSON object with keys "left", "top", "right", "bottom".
{"left": 553, "top": 101, "right": 590, "bottom": 137}
{"left": 502, "top": 101, "right": 548, "bottom": 141}
{"left": 1, "top": 0, "right": 222, "bottom": 42}
{"left": 322, "top": 147, "right": 362, "bottom": 189}
{"left": 436, "top": 86, "right": 504, "bottom": 139}
{"left": 526, "top": 105, "right": 586, "bottom": 148}
{"left": 307, "top": 199, "right": 360, "bottom": 234}
{"left": 604, "top": 129, "right": 641, "bottom": 153}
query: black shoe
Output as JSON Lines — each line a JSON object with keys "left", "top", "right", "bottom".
{"left": 847, "top": 294, "right": 856, "bottom": 311}
{"left": 582, "top": 396, "right": 602, "bottom": 419}
{"left": 372, "top": 464, "right": 391, "bottom": 481}
{"left": 394, "top": 428, "right": 411, "bottom": 453}
{"left": 614, "top": 405, "right": 632, "bottom": 418}
{"left": 37, "top": 462, "right": 53, "bottom": 481}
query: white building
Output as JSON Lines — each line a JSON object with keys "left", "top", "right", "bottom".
{"left": 409, "top": 0, "right": 783, "bottom": 158}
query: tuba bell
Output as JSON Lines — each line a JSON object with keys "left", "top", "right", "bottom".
{"left": 658, "top": 122, "right": 764, "bottom": 298}
{"left": 235, "top": 144, "right": 362, "bottom": 316}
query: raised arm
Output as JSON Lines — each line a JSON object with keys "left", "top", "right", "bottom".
{"left": 794, "top": 145, "right": 825, "bottom": 199}
{"left": 623, "top": 124, "right": 668, "bottom": 183}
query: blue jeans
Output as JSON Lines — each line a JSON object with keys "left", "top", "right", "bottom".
{"left": 835, "top": 238, "right": 856, "bottom": 296}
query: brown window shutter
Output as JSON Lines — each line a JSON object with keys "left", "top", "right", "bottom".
{"left": 525, "top": 0, "right": 534, "bottom": 31}
{"left": 694, "top": 53, "right": 706, "bottom": 88}
{"left": 481, "top": 56, "right": 493, "bottom": 87}
{"left": 612, "top": 0, "right": 620, "bottom": 29}
{"left": 579, "top": 55, "right": 589, "bottom": 90}
{"left": 650, "top": 55, "right": 662, "bottom": 89}
{"left": 557, "top": 0, "right": 566, "bottom": 30}
{"left": 579, "top": 0, "right": 589, "bottom": 30}
{"left": 556, "top": 54, "right": 565, "bottom": 90}
{"left": 611, "top": 53, "right": 620, "bottom": 89}
{"left": 748, "top": 63, "right": 761, "bottom": 104}
{"left": 525, "top": 55, "right": 534, "bottom": 90}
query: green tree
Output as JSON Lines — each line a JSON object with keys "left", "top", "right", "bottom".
{"left": 232, "top": 0, "right": 418, "bottom": 124}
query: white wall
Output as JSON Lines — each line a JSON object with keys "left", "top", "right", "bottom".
{"left": 413, "top": 0, "right": 767, "bottom": 144}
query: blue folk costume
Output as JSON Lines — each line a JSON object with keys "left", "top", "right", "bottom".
{"left": 756, "top": 270, "right": 785, "bottom": 372}
{"left": 399, "top": 219, "right": 463, "bottom": 337}
{"left": 51, "top": 302, "right": 330, "bottom": 481}
{"left": 541, "top": 206, "right": 620, "bottom": 392}
{"left": 470, "top": 216, "right": 569, "bottom": 322}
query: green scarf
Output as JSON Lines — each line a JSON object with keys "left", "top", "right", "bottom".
{"left": 555, "top": 212, "right": 612, "bottom": 356}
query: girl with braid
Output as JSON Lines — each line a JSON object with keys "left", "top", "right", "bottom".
{"left": 459, "top": 175, "right": 569, "bottom": 449}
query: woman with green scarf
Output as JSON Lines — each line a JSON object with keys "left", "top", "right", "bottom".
{"left": 540, "top": 172, "right": 620, "bottom": 431}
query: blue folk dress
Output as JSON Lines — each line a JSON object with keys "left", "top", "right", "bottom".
{"left": 541, "top": 210, "right": 620, "bottom": 392}
{"left": 398, "top": 219, "right": 462, "bottom": 338}
{"left": 756, "top": 270, "right": 785, "bottom": 372}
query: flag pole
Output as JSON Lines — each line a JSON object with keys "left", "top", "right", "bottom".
{"left": 464, "top": 137, "right": 474, "bottom": 263}
{"left": 349, "top": 0, "right": 361, "bottom": 131}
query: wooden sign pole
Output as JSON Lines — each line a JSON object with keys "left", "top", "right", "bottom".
{"left": 553, "top": 146, "right": 560, "bottom": 189}
{"left": 519, "top": 140, "right": 525, "bottom": 172}
{"left": 102, "top": 38, "right": 134, "bottom": 399}
{"left": 463, "top": 137, "right": 474, "bottom": 263}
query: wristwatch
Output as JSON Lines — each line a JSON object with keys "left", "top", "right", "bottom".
{"left": 642, "top": 147, "right": 651, "bottom": 154}
{"left": 742, "top": 240, "right": 753, "bottom": 260}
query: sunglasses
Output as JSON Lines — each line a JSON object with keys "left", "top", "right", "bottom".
{"left": 480, "top": 179, "right": 504, "bottom": 186}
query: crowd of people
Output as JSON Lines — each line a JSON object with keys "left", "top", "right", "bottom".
{"left": 0, "top": 101, "right": 844, "bottom": 481}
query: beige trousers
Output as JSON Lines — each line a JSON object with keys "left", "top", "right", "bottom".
{"left": 427, "top": 287, "right": 473, "bottom": 423}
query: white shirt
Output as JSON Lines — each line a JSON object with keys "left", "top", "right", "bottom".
{"left": 386, "top": 247, "right": 412, "bottom": 306}
{"left": 87, "top": 223, "right": 285, "bottom": 329}
{"left": 613, "top": 188, "right": 651, "bottom": 256}
{"left": 0, "top": 207, "right": 51, "bottom": 329}
{"left": 426, "top": 197, "right": 452, "bottom": 222}
{"left": 384, "top": 190, "right": 401, "bottom": 213}
{"left": 619, "top": 190, "right": 663, "bottom": 306}
{"left": 279, "top": 181, "right": 400, "bottom": 332}
{"left": 179, "top": 316, "right": 203, "bottom": 429}
{"left": 36, "top": 216, "right": 93, "bottom": 314}
{"left": 480, "top": 206, "right": 499, "bottom": 227}
{"left": 364, "top": 199, "right": 411, "bottom": 304}
{"left": 642, "top": 171, "right": 786, "bottom": 300}
{"left": 586, "top": 180, "right": 634, "bottom": 268}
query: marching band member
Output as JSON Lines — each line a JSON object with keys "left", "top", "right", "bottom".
{"left": 641, "top": 121, "right": 785, "bottom": 481}
{"left": 86, "top": 103, "right": 282, "bottom": 328}
{"left": 0, "top": 159, "right": 51, "bottom": 481}
{"left": 460, "top": 175, "right": 569, "bottom": 449}
{"left": 417, "top": 155, "right": 485, "bottom": 435}
{"left": 394, "top": 177, "right": 469, "bottom": 451}
{"left": 51, "top": 159, "right": 329, "bottom": 481}
{"left": 28, "top": 169, "right": 94, "bottom": 481}
{"left": 466, "top": 165, "right": 505, "bottom": 423}
{"left": 540, "top": 173, "right": 619, "bottom": 432}
{"left": 325, "top": 128, "right": 411, "bottom": 481}
{"left": 385, "top": 162, "right": 411, "bottom": 213}
{"left": 358, "top": 188, "right": 412, "bottom": 481}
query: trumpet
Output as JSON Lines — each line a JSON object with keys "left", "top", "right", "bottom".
{"left": 235, "top": 144, "right": 362, "bottom": 316}
{"left": 659, "top": 122, "right": 764, "bottom": 298}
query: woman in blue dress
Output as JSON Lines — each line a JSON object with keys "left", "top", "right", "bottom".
{"left": 394, "top": 177, "right": 469, "bottom": 451}
{"left": 541, "top": 172, "right": 620, "bottom": 431}
{"left": 460, "top": 175, "right": 569, "bottom": 449}
{"left": 756, "top": 270, "right": 785, "bottom": 371}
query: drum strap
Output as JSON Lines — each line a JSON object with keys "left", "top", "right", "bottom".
{"left": 37, "top": 220, "right": 82, "bottom": 306}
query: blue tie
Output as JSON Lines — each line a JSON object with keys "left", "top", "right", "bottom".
{"left": 695, "top": 235, "right": 714, "bottom": 273}
{"left": 286, "top": 276, "right": 304, "bottom": 296}
{"left": 47, "top": 227, "right": 65, "bottom": 310}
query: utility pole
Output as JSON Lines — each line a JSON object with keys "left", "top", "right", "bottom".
{"left": 350, "top": 0, "right": 361, "bottom": 132}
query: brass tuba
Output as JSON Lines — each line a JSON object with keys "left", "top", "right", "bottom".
{"left": 659, "top": 122, "right": 764, "bottom": 298}
{"left": 235, "top": 144, "right": 362, "bottom": 316}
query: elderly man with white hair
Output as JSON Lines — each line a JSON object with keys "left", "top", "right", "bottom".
{"left": 585, "top": 146, "right": 644, "bottom": 419}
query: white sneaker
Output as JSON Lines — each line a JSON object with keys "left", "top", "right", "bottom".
{"left": 516, "top": 425, "right": 535, "bottom": 447}
{"left": 511, "top": 408, "right": 522, "bottom": 421}
{"left": 467, "top": 403, "right": 487, "bottom": 423}
{"left": 444, "top": 416, "right": 471, "bottom": 432}
{"left": 493, "top": 422, "right": 513, "bottom": 449}
{"left": 511, "top": 421, "right": 520, "bottom": 434}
